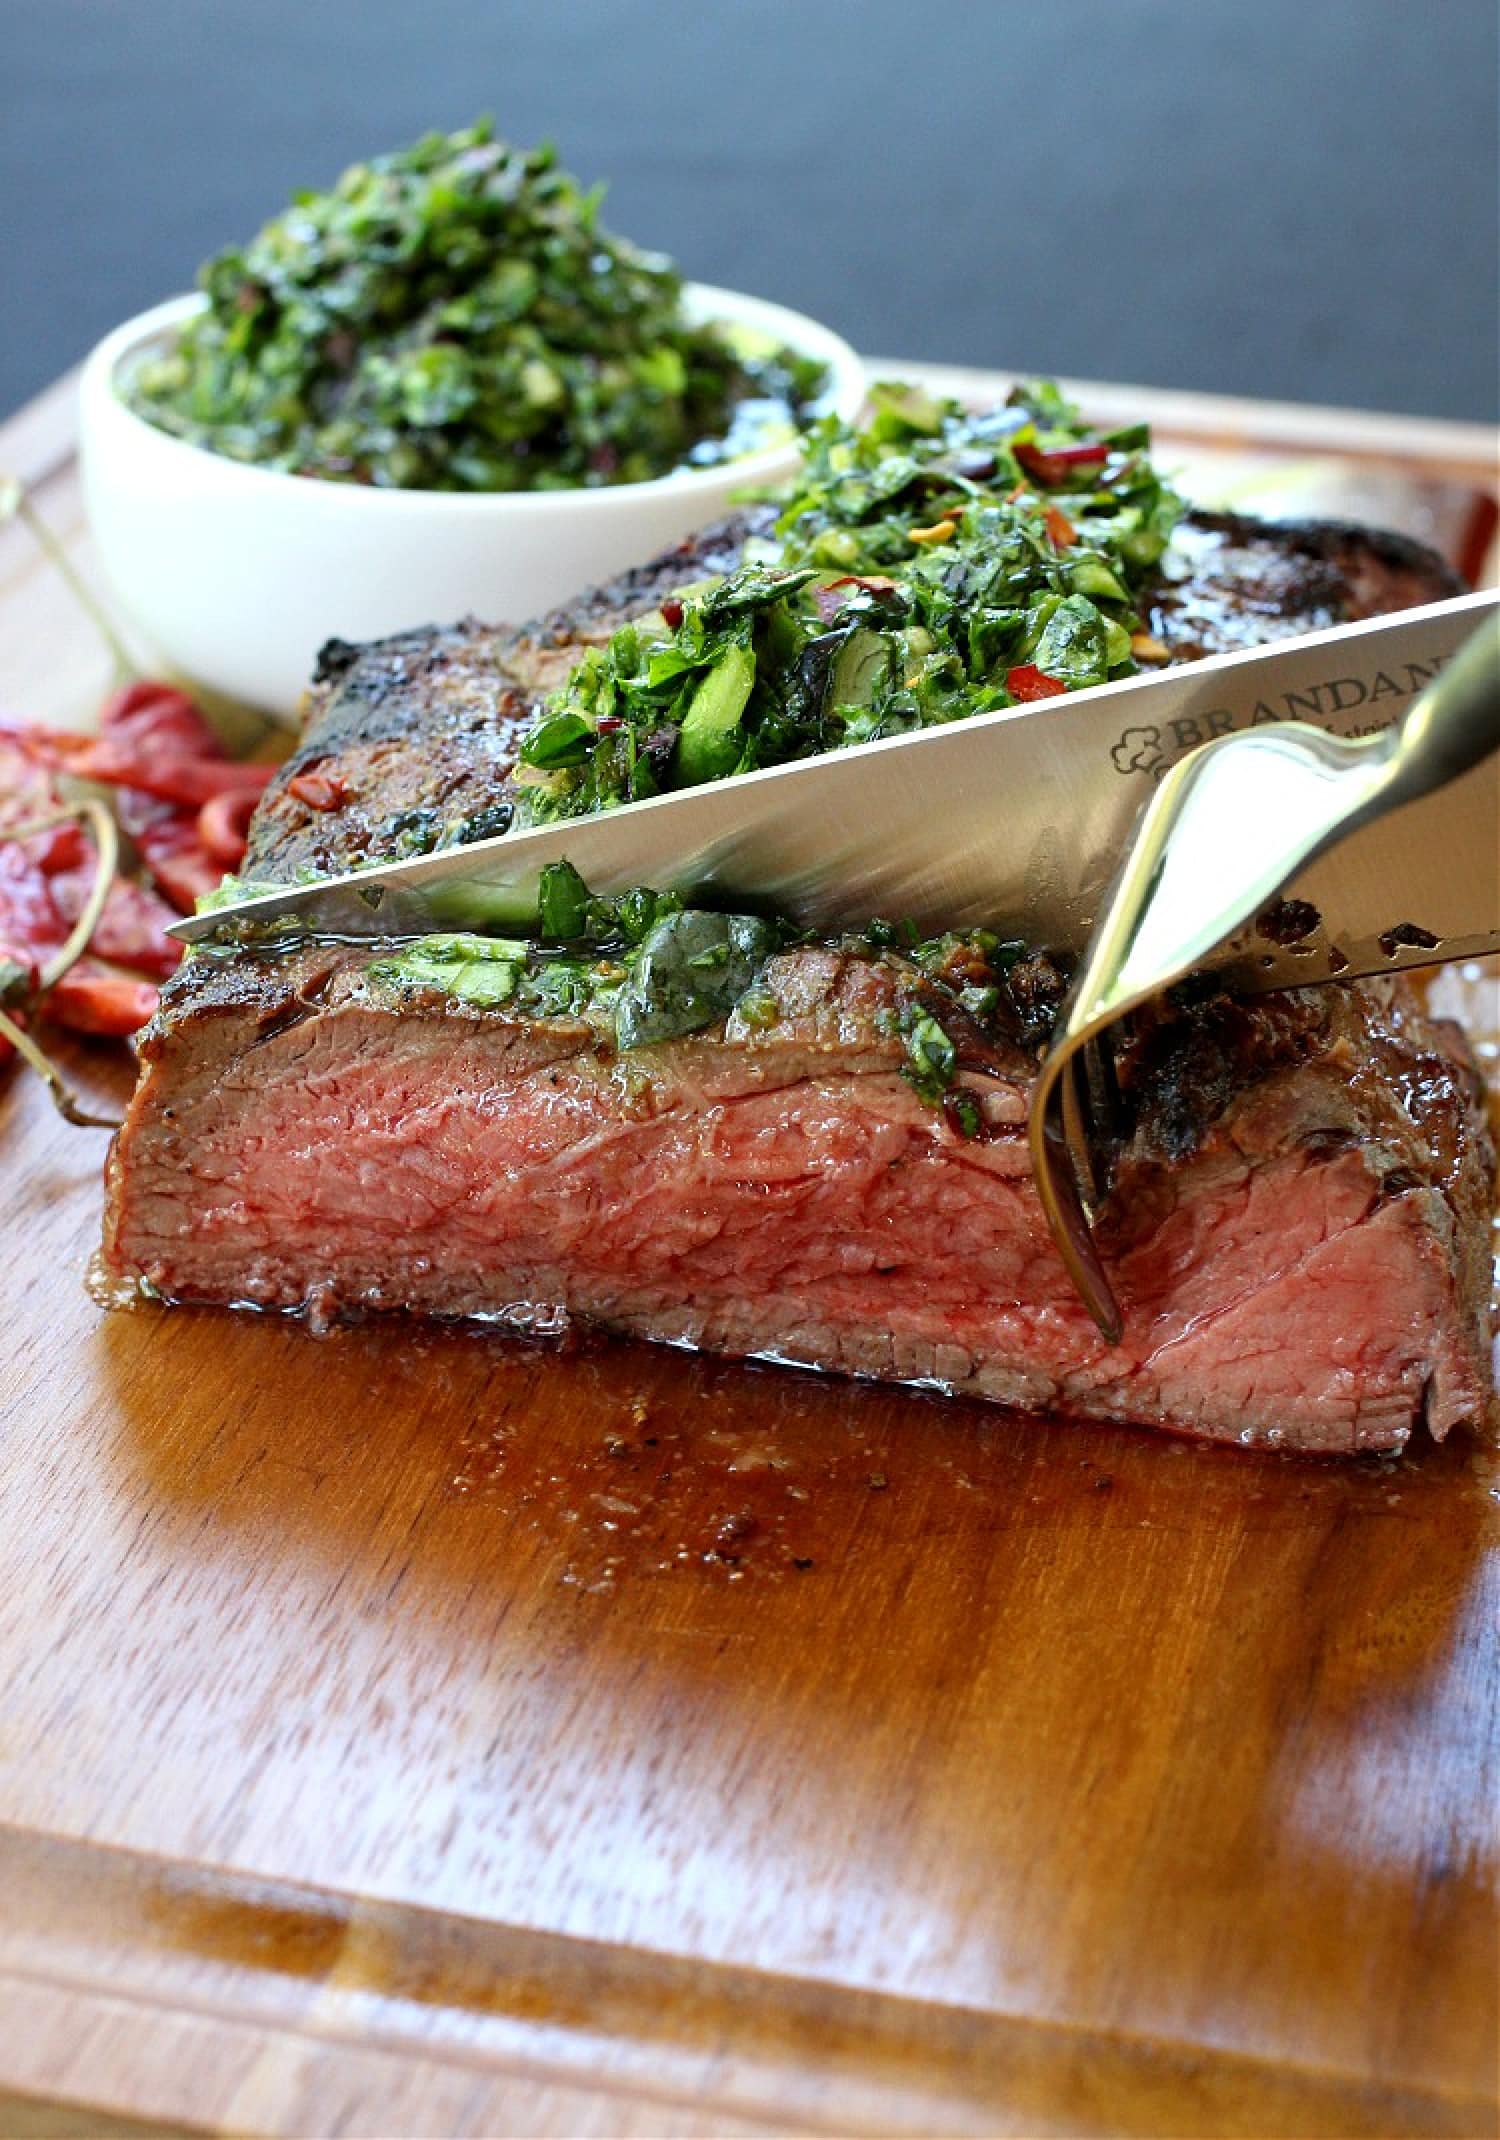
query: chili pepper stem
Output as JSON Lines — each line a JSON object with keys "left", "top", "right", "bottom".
{"left": 0, "top": 1006, "right": 123, "bottom": 1129}
{"left": 0, "top": 476, "right": 135, "bottom": 684}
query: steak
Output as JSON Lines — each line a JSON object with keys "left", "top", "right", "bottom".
{"left": 104, "top": 940, "right": 1493, "bottom": 1453}
{"left": 242, "top": 505, "right": 1462, "bottom": 883}
{"left": 101, "top": 501, "right": 1493, "bottom": 1452}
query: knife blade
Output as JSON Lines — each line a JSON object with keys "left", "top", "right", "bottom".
{"left": 172, "top": 588, "right": 1499, "bottom": 989}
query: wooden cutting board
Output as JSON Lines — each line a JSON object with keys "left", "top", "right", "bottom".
{"left": 1, "top": 370, "right": 1497, "bottom": 2140}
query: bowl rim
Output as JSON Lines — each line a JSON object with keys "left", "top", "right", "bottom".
{"left": 80, "top": 282, "right": 867, "bottom": 510}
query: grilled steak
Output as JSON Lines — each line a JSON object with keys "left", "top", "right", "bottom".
{"left": 243, "top": 506, "right": 1463, "bottom": 882}
{"left": 104, "top": 940, "right": 1492, "bottom": 1452}
{"left": 102, "top": 502, "right": 1492, "bottom": 1452}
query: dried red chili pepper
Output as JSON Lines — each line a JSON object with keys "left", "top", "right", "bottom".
{"left": 0, "top": 841, "right": 74, "bottom": 1065}
{"left": 47, "top": 963, "right": 159, "bottom": 1037}
{"left": 41, "top": 736, "right": 273, "bottom": 810}
{"left": 196, "top": 789, "right": 258, "bottom": 868}
{"left": 98, "top": 680, "right": 220, "bottom": 753}
{"left": 0, "top": 729, "right": 83, "bottom": 869}
{"left": 48, "top": 865, "right": 182, "bottom": 978}
{"left": 0, "top": 842, "right": 68, "bottom": 964}
{"left": 117, "top": 792, "right": 226, "bottom": 914}
{"left": 34, "top": 677, "right": 275, "bottom": 811}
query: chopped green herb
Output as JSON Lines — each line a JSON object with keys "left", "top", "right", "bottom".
{"left": 614, "top": 911, "right": 782, "bottom": 1048}
{"left": 902, "top": 1011, "right": 957, "bottom": 1102}
{"left": 945, "top": 1091, "right": 983, "bottom": 1139}
{"left": 359, "top": 894, "right": 790, "bottom": 1055}
{"left": 675, "top": 639, "right": 757, "bottom": 785}
{"left": 123, "top": 120, "right": 829, "bottom": 493}
{"left": 366, "top": 933, "right": 529, "bottom": 1007}
{"left": 382, "top": 808, "right": 443, "bottom": 857}
{"left": 447, "top": 803, "right": 515, "bottom": 846}
{"left": 341, "top": 867, "right": 1068, "bottom": 1144}
{"left": 535, "top": 864, "right": 684, "bottom": 947}
{"left": 537, "top": 859, "right": 592, "bottom": 941}
{"left": 519, "top": 711, "right": 596, "bottom": 771}
{"left": 510, "top": 380, "right": 1182, "bottom": 827}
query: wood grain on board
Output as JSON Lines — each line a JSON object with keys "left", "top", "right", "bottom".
{"left": 1, "top": 370, "right": 1497, "bottom": 2139}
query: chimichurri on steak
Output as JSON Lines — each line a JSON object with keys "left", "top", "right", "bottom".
{"left": 512, "top": 381, "right": 1184, "bottom": 821}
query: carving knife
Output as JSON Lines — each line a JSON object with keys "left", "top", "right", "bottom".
{"left": 172, "top": 589, "right": 1499, "bottom": 992}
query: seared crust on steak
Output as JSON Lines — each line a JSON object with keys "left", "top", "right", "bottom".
{"left": 523, "top": 504, "right": 779, "bottom": 653}
{"left": 1146, "top": 510, "right": 1464, "bottom": 659}
{"left": 243, "top": 505, "right": 1462, "bottom": 883}
{"left": 246, "top": 508, "right": 780, "bottom": 881}
{"left": 1103, "top": 980, "right": 1494, "bottom": 1443}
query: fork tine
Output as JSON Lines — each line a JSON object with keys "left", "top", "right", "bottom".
{"left": 1061, "top": 1054, "right": 1104, "bottom": 1208}
{"left": 1088, "top": 1026, "right": 1125, "bottom": 1145}
{"left": 1030, "top": 1035, "right": 1126, "bottom": 1344}
{"left": 1080, "top": 1029, "right": 1126, "bottom": 1203}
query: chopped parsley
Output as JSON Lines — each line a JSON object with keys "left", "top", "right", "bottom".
{"left": 123, "top": 120, "right": 829, "bottom": 492}
{"left": 511, "top": 380, "right": 1182, "bottom": 824}
{"left": 364, "top": 870, "right": 793, "bottom": 1051}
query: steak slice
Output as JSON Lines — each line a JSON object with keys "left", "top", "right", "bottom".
{"left": 244, "top": 505, "right": 1463, "bottom": 883}
{"left": 103, "top": 943, "right": 1493, "bottom": 1453}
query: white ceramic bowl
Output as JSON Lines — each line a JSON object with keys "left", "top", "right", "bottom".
{"left": 79, "top": 284, "right": 865, "bottom": 719}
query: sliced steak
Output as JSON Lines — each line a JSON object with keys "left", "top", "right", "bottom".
{"left": 106, "top": 487, "right": 1486, "bottom": 1451}
{"left": 246, "top": 505, "right": 1462, "bottom": 883}
{"left": 103, "top": 945, "right": 1493, "bottom": 1453}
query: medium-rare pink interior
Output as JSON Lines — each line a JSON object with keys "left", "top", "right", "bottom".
{"left": 104, "top": 947, "right": 1493, "bottom": 1455}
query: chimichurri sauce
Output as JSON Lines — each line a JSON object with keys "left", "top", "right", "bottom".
{"left": 123, "top": 120, "right": 829, "bottom": 493}
{"left": 512, "top": 380, "right": 1184, "bottom": 824}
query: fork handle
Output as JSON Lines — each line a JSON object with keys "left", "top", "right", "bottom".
{"left": 1380, "top": 610, "right": 1500, "bottom": 813}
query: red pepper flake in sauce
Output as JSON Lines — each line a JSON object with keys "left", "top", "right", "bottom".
{"left": 812, "top": 574, "right": 899, "bottom": 624}
{"left": 288, "top": 770, "right": 352, "bottom": 813}
{"left": 1013, "top": 440, "right": 1109, "bottom": 486}
{"left": 1006, "top": 662, "right": 1069, "bottom": 702}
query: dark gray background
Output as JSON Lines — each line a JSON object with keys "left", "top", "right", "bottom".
{"left": 6, "top": 0, "right": 1498, "bottom": 421}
